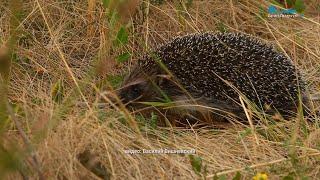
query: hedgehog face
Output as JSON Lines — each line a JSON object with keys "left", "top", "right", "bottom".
{"left": 118, "top": 78, "right": 149, "bottom": 104}
{"left": 117, "top": 74, "right": 165, "bottom": 108}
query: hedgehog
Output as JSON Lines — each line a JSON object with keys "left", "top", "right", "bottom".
{"left": 116, "top": 32, "right": 309, "bottom": 126}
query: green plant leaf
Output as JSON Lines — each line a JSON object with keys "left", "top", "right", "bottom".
{"left": 294, "top": 0, "right": 305, "bottom": 13}
{"left": 51, "top": 79, "right": 65, "bottom": 103}
{"left": 216, "top": 22, "right": 228, "bottom": 33}
{"left": 102, "top": 0, "right": 110, "bottom": 8}
{"left": 232, "top": 171, "right": 242, "bottom": 180}
{"left": 0, "top": 145, "right": 23, "bottom": 178}
{"left": 214, "top": 174, "right": 227, "bottom": 180}
{"left": 150, "top": 112, "right": 158, "bottom": 129}
{"left": 108, "top": 9, "right": 119, "bottom": 29}
{"left": 140, "top": 101, "right": 175, "bottom": 107}
{"left": 186, "top": 0, "right": 193, "bottom": 8}
{"left": 286, "top": 0, "right": 295, "bottom": 7}
{"left": 116, "top": 52, "right": 131, "bottom": 63}
{"left": 114, "top": 26, "right": 128, "bottom": 46}
{"left": 282, "top": 174, "right": 294, "bottom": 180}
{"left": 107, "top": 74, "right": 124, "bottom": 88}
{"left": 257, "top": 6, "right": 267, "bottom": 21}
{"left": 189, "top": 155, "right": 202, "bottom": 174}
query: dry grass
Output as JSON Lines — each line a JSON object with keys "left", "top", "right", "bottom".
{"left": 1, "top": 0, "right": 320, "bottom": 179}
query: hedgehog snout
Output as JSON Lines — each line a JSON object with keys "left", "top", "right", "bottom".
{"left": 118, "top": 84, "right": 144, "bottom": 104}
{"left": 116, "top": 75, "right": 168, "bottom": 107}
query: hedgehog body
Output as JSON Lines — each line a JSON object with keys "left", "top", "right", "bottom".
{"left": 118, "top": 32, "right": 308, "bottom": 125}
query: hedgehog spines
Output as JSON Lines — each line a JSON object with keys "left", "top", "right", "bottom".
{"left": 118, "top": 32, "right": 308, "bottom": 123}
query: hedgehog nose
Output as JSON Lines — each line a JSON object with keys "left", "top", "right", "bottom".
{"left": 119, "top": 90, "right": 136, "bottom": 105}
{"left": 100, "top": 91, "right": 124, "bottom": 107}
{"left": 110, "top": 89, "right": 131, "bottom": 106}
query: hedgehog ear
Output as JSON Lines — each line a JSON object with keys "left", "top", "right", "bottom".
{"left": 155, "top": 74, "right": 171, "bottom": 86}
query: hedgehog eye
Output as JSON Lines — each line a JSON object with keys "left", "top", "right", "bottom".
{"left": 132, "top": 85, "right": 141, "bottom": 94}
{"left": 129, "top": 84, "right": 143, "bottom": 100}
